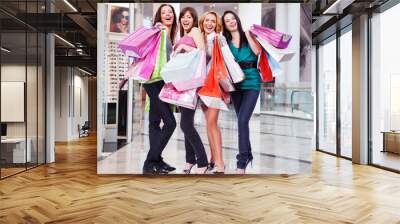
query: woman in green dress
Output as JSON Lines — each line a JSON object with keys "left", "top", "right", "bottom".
{"left": 222, "top": 11, "right": 262, "bottom": 174}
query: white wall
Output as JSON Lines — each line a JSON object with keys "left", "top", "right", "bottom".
{"left": 55, "top": 66, "right": 89, "bottom": 141}
{"left": 1, "top": 63, "right": 46, "bottom": 163}
{"left": 55, "top": 66, "right": 69, "bottom": 141}
{"left": 1, "top": 65, "right": 33, "bottom": 138}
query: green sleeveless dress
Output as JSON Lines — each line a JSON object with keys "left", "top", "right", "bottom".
{"left": 229, "top": 42, "right": 261, "bottom": 91}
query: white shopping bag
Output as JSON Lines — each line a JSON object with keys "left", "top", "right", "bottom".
{"left": 220, "top": 45, "right": 245, "bottom": 83}
{"left": 160, "top": 49, "right": 201, "bottom": 83}
{"left": 256, "top": 37, "right": 295, "bottom": 62}
{"left": 199, "top": 95, "right": 229, "bottom": 111}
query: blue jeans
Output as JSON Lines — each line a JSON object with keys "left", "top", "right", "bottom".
{"left": 142, "top": 81, "right": 177, "bottom": 167}
{"left": 230, "top": 89, "right": 260, "bottom": 169}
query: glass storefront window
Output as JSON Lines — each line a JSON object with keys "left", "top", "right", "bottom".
{"left": 1, "top": 31, "right": 28, "bottom": 177}
{"left": 0, "top": 1, "right": 46, "bottom": 179}
{"left": 371, "top": 3, "right": 400, "bottom": 171}
{"left": 317, "top": 36, "right": 337, "bottom": 154}
{"left": 340, "top": 28, "right": 352, "bottom": 158}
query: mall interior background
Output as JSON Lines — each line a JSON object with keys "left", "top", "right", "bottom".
{"left": 0, "top": 0, "right": 399, "bottom": 178}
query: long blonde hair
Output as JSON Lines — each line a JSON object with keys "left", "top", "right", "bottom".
{"left": 199, "top": 11, "right": 222, "bottom": 39}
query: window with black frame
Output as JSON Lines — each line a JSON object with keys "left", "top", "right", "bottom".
{"left": 317, "top": 35, "right": 337, "bottom": 155}
{"left": 0, "top": 0, "right": 47, "bottom": 179}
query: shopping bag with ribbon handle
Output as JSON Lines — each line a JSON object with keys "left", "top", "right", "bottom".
{"left": 118, "top": 26, "right": 160, "bottom": 58}
{"left": 147, "top": 29, "right": 167, "bottom": 83}
{"left": 250, "top": 24, "right": 292, "bottom": 49}
{"left": 172, "top": 50, "right": 207, "bottom": 91}
{"left": 159, "top": 83, "right": 198, "bottom": 110}
{"left": 198, "top": 38, "right": 229, "bottom": 111}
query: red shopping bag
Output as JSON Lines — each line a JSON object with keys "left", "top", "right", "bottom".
{"left": 258, "top": 50, "right": 273, "bottom": 82}
{"left": 198, "top": 38, "right": 230, "bottom": 110}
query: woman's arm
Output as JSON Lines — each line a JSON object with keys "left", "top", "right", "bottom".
{"left": 245, "top": 30, "right": 261, "bottom": 56}
{"left": 173, "top": 44, "right": 195, "bottom": 55}
{"left": 189, "top": 27, "right": 205, "bottom": 50}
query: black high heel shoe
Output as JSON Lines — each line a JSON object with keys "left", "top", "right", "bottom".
{"left": 196, "top": 166, "right": 208, "bottom": 174}
{"left": 245, "top": 157, "right": 253, "bottom": 170}
{"left": 207, "top": 162, "right": 215, "bottom": 171}
{"left": 183, "top": 163, "right": 195, "bottom": 174}
{"left": 236, "top": 158, "right": 253, "bottom": 174}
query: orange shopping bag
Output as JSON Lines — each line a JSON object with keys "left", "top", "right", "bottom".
{"left": 198, "top": 38, "right": 229, "bottom": 110}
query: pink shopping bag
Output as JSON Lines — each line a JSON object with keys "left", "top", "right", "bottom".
{"left": 159, "top": 83, "right": 198, "bottom": 110}
{"left": 125, "top": 60, "right": 151, "bottom": 81}
{"left": 171, "top": 50, "right": 207, "bottom": 91}
{"left": 118, "top": 26, "right": 160, "bottom": 58}
{"left": 136, "top": 31, "right": 162, "bottom": 80}
{"left": 250, "top": 24, "right": 292, "bottom": 49}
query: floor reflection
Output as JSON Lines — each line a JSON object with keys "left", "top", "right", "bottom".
{"left": 98, "top": 102, "right": 313, "bottom": 174}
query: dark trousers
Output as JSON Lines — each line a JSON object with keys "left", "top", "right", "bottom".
{"left": 142, "top": 81, "right": 177, "bottom": 167}
{"left": 230, "top": 89, "right": 260, "bottom": 169}
{"left": 180, "top": 107, "right": 208, "bottom": 168}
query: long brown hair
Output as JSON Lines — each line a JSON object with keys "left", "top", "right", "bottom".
{"left": 153, "top": 4, "right": 177, "bottom": 44}
{"left": 179, "top": 7, "right": 198, "bottom": 37}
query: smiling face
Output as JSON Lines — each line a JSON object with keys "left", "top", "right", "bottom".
{"left": 223, "top": 13, "right": 238, "bottom": 32}
{"left": 203, "top": 13, "right": 217, "bottom": 34}
{"left": 180, "top": 11, "right": 194, "bottom": 33}
{"left": 161, "top": 5, "right": 174, "bottom": 26}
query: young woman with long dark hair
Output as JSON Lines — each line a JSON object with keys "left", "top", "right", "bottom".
{"left": 222, "top": 11, "right": 262, "bottom": 174}
{"left": 141, "top": 4, "right": 178, "bottom": 174}
{"left": 174, "top": 7, "right": 208, "bottom": 174}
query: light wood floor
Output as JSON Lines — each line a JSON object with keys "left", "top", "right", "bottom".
{"left": 1, "top": 135, "right": 400, "bottom": 224}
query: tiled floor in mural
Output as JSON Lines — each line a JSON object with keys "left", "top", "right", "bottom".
{"left": 98, "top": 101, "right": 314, "bottom": 174}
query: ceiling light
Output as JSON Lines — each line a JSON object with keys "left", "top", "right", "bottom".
{"left": 1, "top": 47, "right": 11, "bottom": 53}
{"left": 322, "top": 0, "right": 355, "bottom": 15}
{"left": 78, "top": 67, "right": 93, "bottom": 76}
{"left": 54, "top": 34, "right": 75, "bottom": 48}
{"left": 63, "top": 0, "right": 78, "bottom": 12}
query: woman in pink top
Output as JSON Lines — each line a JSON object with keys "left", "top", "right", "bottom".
{"left": 174, "top": 7, "right": 208, "bottom": 174}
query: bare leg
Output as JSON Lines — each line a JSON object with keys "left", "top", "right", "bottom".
{"left": 206, "top": 108, "right": 224, "bottom": 172}
{"left": 201, "top": 105, "right": 215, "bottom": 165}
